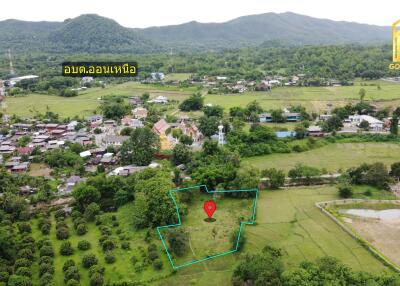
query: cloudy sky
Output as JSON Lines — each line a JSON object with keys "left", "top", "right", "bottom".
{"left": 0, "top": 0, "right": 398, "bottom": 28}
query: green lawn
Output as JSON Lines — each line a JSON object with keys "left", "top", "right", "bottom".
{"left": 244, "top": 142, "right": 400, "bottom": 173}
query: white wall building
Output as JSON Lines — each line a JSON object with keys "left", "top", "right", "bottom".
{"left": 348, "top": 115, "right": 384, "bottom": 131}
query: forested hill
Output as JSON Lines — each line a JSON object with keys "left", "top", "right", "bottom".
{"left": 0, "top": 14, "right": 162, "bottom": 54}
{"left": 0, "top": 12, "right": 391, "bottom": 54}
{"left": 139, "top": 12, "right": 391, "bottom": 49}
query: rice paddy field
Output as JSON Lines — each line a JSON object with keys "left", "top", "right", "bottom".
{"left": 244, "top": 142, "right": 400, "bottom": 173}
{"left": 3, "top": 78, "right": 400, "bottom": 118}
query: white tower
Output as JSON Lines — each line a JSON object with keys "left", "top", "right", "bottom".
{"left": 218, "top": 123, "right": 224, "bottom": 145}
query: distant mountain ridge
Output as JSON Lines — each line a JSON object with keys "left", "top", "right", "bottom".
{"left": 0, "top": 12, "right": 391, "bottom": 53}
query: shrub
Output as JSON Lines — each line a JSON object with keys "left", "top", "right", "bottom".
{"left": 148, "top": 250, "right": 158, "bottom": 261}
{"left": 121, "top": 242, "right": 130, "bottom": 250}
{"left": 8, "top": 275, "right": 32, "bottom": 286}
{"left": 90, "top": 272, "right": 104, "bottom": 286}
{"left": 40, "top": 224, "right": 51, "bottom": 235}
{"left": 56, "top": 227, "right": 70, "bottom": 240}
{"left": 101, "top": 240, "right": 115, "bottom": 252}
{"left": 71, "top": 210, "right": 82, "bottom": 220}
{"left": 130, "top": 255, "right": 138, "bottom": 265}
{"left": 38, "top": 273, "right": 52, "bottom": 286}
{"left": 66, "top": 279, "right": 80, "bottom": 286}
{"left": 17, "top": 223, "right": 32, "bottom": 234}
{"left": 78, "top": 240, "right": 91, "bottom": 250}
{"left": 39, "top": 246, "right": 54, "bottom": 257}
{"left": 0, "top": 272, "right": 9, "bottom": 282}
{"left": 73, "top": 218, "right": 86, "bottom": 229}
{"left": 105, "top": 252, "right": 116, "bottom": 264}
{"left": 82, "top": 254, "right": 98, "bottom": 268}
{"left": 60, "top": 241, "right": 74, "bottom": 256}
{"left": 64, "top": 266, "right": 80, "bottom": 282}
{"left": 338, "top": 184, "right": 353, "bottom": 198}
{"left": 63, "top": 259, "right": 76, "bottom": 272}
{"left": 38, "top": 256, "right": 52, "bottom": 265}
{"left": 15, "top": 267, "right": 32, "bottom": 278}
{"left": 76, "top": 224, "right": 88, "bottom": 236}
{"left": 17, "top": 248, "right": 34, "bottom": 261}
{"left": 153, "top": 259, "right": 163, "bottom": 270}
{"left": 89, "top": 265, "right": 105, "bottom": 277}
{"left": 55, "top": 209, "right": 66, "bottom": 219}
{"left": 39, "top": 263, "right": 54, "bottom": 277}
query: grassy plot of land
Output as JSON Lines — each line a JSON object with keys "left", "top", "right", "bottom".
{"left": 160, "top": 186, "right": 388, "bottom": 285}
{"left": 159, "top": 189, "right": 254, "bottom": 267}
{"left": 2, "top": 81, "right": 193, "bottom": 118}
{"left": 244, "top": 142, "right": 400, "bottom": 173}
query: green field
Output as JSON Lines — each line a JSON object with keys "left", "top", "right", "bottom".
{"left": 28, "top": 186, "right": 390, "bottom": 286}
{"left": 244, "top": 142, "right": 400, "bottom": 173}
{"left": 2, "top": 81, "right": 194, "bottom": 118}
{"left": 3, "top": 79, "right": 400, "bottom": 118}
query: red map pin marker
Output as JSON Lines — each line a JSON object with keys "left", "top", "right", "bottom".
{"left": 203, "top": 200, "right": 217, "bottom": 218}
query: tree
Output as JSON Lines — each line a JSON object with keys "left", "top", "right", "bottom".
{"left": 203, "top": 105, "right": 224, "bottom": 118}
{"left": 60, "top": 241, "right": 74, "bottom": 256}
{"left": 179, "top": 134, "right": 193, "bottom": 145}
{"left": 359, "top": 88, "right": 366, "bottom": 101}
{"left": 322, "top": 115, "right": 343, "bottom": 132}
{"left": 338, "top": 184, "right": 353, "bottom": 198}
{"left": 76, "top": 224, "right": 88, "bottom": 236}
{"left": 198, "top": 116, "right": 219, "bottom": 137}
{"left": 390, "top": 115, "right": 398, "bottom": 135}
{"left": 78, "top": 240, "right": 91, "bottom": 251}
{"left": 121, "top": 127, "right": 160, "bottom": 166}
{"left": 82, "top": 254, "right": 98, "bottom": 268}
{"left": 271, "top": 109, "right": 285, "bottom": 123}
{"left": 232, "top": 249, "right": 284, "bottom": 286}
{"left": 262, "top": 168, "right": 285, "bottom": 189}
{"left": 73, "top": 184, "right": 101, "bottom": 211}
{"left": 84, "top": 202, "right": 100, "bottom": 222}
{"left": 56, "top": 227, "right": 70, "bottom": 240}
{"left": 359, "top": 120, "right": 370, "bottom": 131}
{"left": 390, "top": 162, "right": 400, "bottom": 180}
{"left": 90, "top": 272, "right": 104, "bottom": 286}
{"left": 101, "top": 102, "right": 129, "bottom": 120}
{"left": 230, "top": 165, "right": 260, "bottom": 191}
{"left": 179, "top": 93, "right": 204, "bottom": 111}
{"left": 172, "top": 144, "right": 191, "bottom": 166}
{"left": 294, "top": 124, "right": 306, "bottom": 139}
{"left": 167, "top": 229, "right": 189, "bottom": 257}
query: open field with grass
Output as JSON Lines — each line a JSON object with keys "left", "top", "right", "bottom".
{"left": 28, "top": 186, "right": 390, "bottom": 286}
{"left": 160, "top": 189, "right": 254, "bottom": 267}
{"left": 244, "top": 142, "right": 400, "bottom": 173}
{"left": 162, "top": 186, "right": 389, "bottom": 285}
{"left": 3, "top": 79, "right": 400, "bottom": 118}
{"left": 1, "top": 81, "right": 194, "bottom": 118}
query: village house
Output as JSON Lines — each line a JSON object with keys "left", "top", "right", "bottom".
{"left": 57, "top": 176, "right": 86, "bottom": 195}
{"left": 88, "top": 115, "right": 103, "bottom": 127}
{"left": 348, "top": 115, "right": 384, "bottom": 131}
{"left": 121, "top": 116, "right": 144, "bottom": 129}
{"left": 148, "top": 95, "right": 168, "bottom": 104}
{"left": 101, "top": 135, "right": 129, "bottom": 147}
{"left": 307, "top": 126, "right": 324, "bottom": 137}
{"left": 128, "top": 96, "right": 142, "bottom": 106}
{"left": 259, "top": 113, "right": 273, "bottom": 123}
{"left": 132, "top": 107, "right": 148, "bottom": 119}
{"left": 153, "top": 119, "right": 170, "bottom": 135}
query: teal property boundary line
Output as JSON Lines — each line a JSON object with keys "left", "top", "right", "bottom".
{"left": 156, "top": 184, "right": 259, "bottom": 270}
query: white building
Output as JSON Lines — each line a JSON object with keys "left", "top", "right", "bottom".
{"left": 348, "top": 115, "right": 384, "bottom": 131}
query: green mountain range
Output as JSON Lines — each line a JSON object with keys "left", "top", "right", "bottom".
{"left": 0, "top": 13, "right": 391, "bottom": 53}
